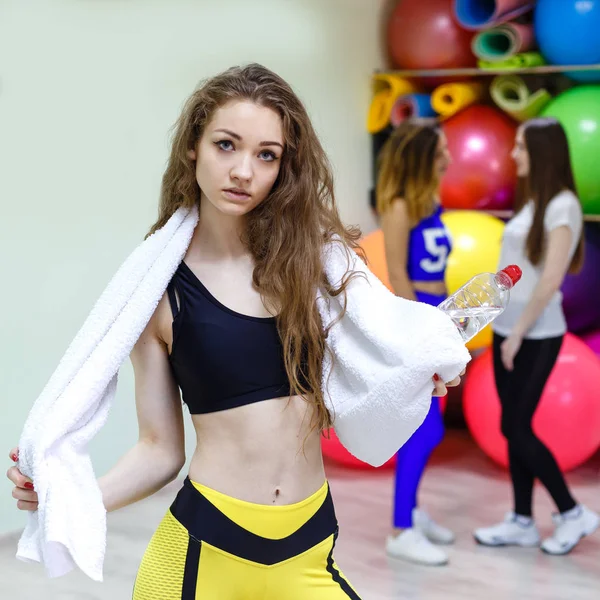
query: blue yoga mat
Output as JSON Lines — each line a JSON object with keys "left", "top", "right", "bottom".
{"left": 454, "top": 0, "right": 536, "bottom": 30}
{"left": 390, "top": 94, "right": 437, "bottom": 127}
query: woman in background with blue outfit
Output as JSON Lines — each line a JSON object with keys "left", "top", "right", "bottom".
{"left": 376, "top": 119, "right": 454, "bottom": 566}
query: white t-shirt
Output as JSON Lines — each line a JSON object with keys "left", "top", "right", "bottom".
{"left": 492, "top": 190, "right": 583, "bottom": 339}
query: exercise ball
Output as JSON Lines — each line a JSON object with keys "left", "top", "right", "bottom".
{"left": 542, "top": 87, "right": 600, "bottom": 214}
{"left": 360, "top": 229, "right": 393, "bottom": 291}
{"left": 441, "top": 105, "right": 518, "bottom": 210}
{"left": 322, "top": 428, "right": 396, "bottom": 469}
{"left": 561, "top": 224, "right": 600, "bottom": 333}
{"left": 361, "top": 214, "right": 504, "bottom": 352}
{"left": 535, "top": 0, "right": 600, "bottom": 82}
{"left": 387, "top": 0, "right": 476, "bottom": 72}
{"left": 322, "top": 396, "right": 448, "bottom": 469}
{"left": 441, "top": 210, "right": 505, "bottom": 351}
{"left": 463, "top": 334, "right": 600, "bottom": 472}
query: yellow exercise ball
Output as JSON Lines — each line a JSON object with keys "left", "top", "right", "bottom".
{"left": 441, "top": 210, "right": 505, "bottom": 352}
{"left": 360, "top": 210, "right": 504, "bottom": 353}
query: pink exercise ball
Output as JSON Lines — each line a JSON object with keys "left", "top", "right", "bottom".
{"left": 322, "top": 428, "right": 396, "bottom": 469}
{"left": 387, "top": 0, "right": 476, "bottom": 72}
{"left": 463, "top": 334, "right": 600, "bottom": 472}
{"left": 322, "top": 396, "right": 447, "bottom": 469}
{"left": 441, "top": 105, "right": 518, "bottom": 210}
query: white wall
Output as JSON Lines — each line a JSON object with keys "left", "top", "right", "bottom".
{"left": 0, "top": 0, "right": 385, "bottom": 535}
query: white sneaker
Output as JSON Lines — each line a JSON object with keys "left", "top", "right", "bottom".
{"left": 474, "top": 512, "right": 541, "bottom": 547}
{"left": 413, "top": 508, "right": 456, "bottom": 545}
{"left": 386, "top": 528, "right": 449, "bottom": 566}
{"left": 541, "top": 505, "right": 600, "bottom": 555}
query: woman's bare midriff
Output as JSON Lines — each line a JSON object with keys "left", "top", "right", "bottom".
{"left": 412, "top": 280, "right": 446, "bottom": 297}
{"left": 154, "top": 291, "right": 326, "bottom": 506}
{"left": 186, "top": 394, "right": 326, "bottom": 506}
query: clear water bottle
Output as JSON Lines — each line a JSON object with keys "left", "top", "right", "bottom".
{"left": 437, "top": 265, "right": 522, "bottom": 343}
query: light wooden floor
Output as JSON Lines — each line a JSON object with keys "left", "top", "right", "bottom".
{"left": 1, "top": 431, "right": 599, "bottom": 599}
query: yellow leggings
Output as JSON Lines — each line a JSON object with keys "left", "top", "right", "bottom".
{"left": 132, "top": 478, "right": 361, "bottom": 599}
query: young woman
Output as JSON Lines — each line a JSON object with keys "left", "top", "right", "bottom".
{"left": 6, "top": 64, "right": 464, "bottom": 598}
{"left": 376, "top": 119, "right": 455, "bottom": 566}
{"left": 474, "top": 117, "right": 599, "bottom": 555}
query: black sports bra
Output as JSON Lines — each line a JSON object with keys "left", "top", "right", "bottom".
{"left": 166, "top": 261, "right": 300, "bottom": 414}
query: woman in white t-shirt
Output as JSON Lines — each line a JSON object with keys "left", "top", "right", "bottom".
{"left": 474, "top": 117, "right": 599, "bottom": 555}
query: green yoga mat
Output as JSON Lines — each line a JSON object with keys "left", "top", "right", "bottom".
{"left": 478, "top": 52, "right": 546, "bottom": 70}
{"left": 472, "top": 22, "right": 535, "bottom": 62}
{"left": 490, "top": 75, "right": 552, "bottom": 122}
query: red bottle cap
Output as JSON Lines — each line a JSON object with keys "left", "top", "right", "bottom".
{"left": 500, "top": 264, "right": 522, "bottom": 285}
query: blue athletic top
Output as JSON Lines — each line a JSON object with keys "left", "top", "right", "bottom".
{"left": 166, "top": 261, "right": 305, "bottom": 414}
{"left": 407, "top": 204, "right": 452, "bottom": 283}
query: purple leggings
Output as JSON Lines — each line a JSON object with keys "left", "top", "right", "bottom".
{"left": 393, "top": 290, "right": 446, "bottom": 528}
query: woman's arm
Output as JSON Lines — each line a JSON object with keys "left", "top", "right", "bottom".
{"left": 501, "top": 225, "right": 573, "bottom": 370}
{"left": 380, "top": 199, "right": 416, "bottom": 301}
{"left": 98, "top": 309, "right": 186, "bottom": 513}
{"left": 8, "top": 307, "right": 186, "bottom": 513}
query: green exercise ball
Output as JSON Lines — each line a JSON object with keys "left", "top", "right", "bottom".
{"left": 542, "top": 86, "right": 600, "bottom": 214}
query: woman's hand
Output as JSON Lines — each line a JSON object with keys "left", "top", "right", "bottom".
{"left": 500, "top": 333, "right": 523, "bottom": 372}
{"left": 6, "top": 448, "right": 38, "bottom": 512}
{"left": 432, "top": 370, "right": 465, "bottom": 397}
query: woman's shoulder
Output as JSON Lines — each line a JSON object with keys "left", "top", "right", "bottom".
{"left": 381, "top": 197, "right": 412, "bottom": 227}
{"left": 544, "top": 189, "right": 583, "bottom": 230}
{"left": 549, "top": 188, "right": 581, "bottom": 210}
{"left": 389, "top": 196, "right": 409, "bottom": 211}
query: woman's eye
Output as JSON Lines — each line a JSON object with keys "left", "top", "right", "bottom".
{"left": 259, "top": 150, "right": 277, "bottom": 162}
{"left": 216, "top": 140, "right": 234, "bottom": 151}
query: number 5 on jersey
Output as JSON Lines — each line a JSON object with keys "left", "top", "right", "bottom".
{"left": 420, "top": 227, "right": 451, "bottom": 274}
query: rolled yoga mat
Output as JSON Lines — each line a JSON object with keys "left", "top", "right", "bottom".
{"left": 478, "top": 51, "right": 546, "bottom": 70}
{"left": 431, "top": 82, "right": 486, "bottom": 119}
{"left": 454, "top": 0, "right": 536, "bottom": 30}
{"left": 472, "top": 22, "right": 535, "bottom": 62}
{"left": 490, "top": 75, "right": 552, "bottom": 122}
{"left": 367, "top": 74, "right": 416, "bottom": 134}
{"left": 390, "top": 94, "right": 437, "bottom": 127}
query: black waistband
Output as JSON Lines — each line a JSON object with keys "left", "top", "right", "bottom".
{"left": 169, "top": 477, "right": 338, "bottom": 565}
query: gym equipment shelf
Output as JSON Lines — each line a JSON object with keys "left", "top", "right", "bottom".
{"left": 375, "top": 64, "right": 600, "bottom": 78}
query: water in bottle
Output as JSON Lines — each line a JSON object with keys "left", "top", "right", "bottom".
{"left": 437, "top": 265, "right": 522, "bottom": 343}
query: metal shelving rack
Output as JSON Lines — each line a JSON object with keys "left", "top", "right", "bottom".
{"left": 374, "top": 63, "right": 600, "bottom": 78}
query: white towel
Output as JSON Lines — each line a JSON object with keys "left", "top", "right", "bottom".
{"left": 16, "top": 205, "right": 199, "bottom": 582}
{"left": 15, "top": 210, "right": 470, "bottom": 582}
{"left": 318, "top": 239, "right": 471, "bottom": 467}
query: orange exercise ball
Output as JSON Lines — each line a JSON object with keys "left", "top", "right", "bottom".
{"left": 360, "top": 229, "right": 392, "bottom": 291}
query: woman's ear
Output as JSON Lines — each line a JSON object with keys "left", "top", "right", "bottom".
{"left": 187, "top": 148, "right": 197, "bottom": 160}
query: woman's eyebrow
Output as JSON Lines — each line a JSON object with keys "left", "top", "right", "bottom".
{"left": 214, "top": 128, "right": 283, "bottom": 149}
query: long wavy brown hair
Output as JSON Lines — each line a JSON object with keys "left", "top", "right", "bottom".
{"left": 514, "top": 117, "right": 584, "bottom": 274}
{"left": 376, "top": 119, "right": 442, "bottom": 223}
{"left": 147, "top": 63, "right": 362, "bottom": 431}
